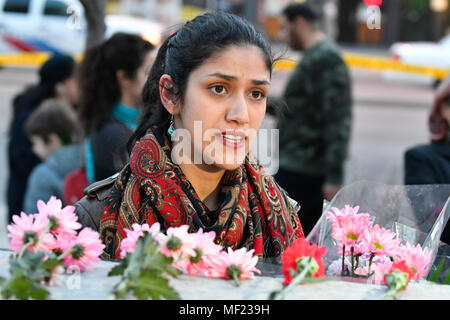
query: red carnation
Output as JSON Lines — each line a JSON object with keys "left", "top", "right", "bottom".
{"left": 281, "top": 238, "right": 327, "bottom": 285}
{"left": 364, "top": 0, "right": 382, "bottom": 6}
{"left": 383, "top": 260, "right": 415, "bottom": 294}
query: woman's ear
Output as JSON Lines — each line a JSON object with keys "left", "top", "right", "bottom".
{"left": 159, "top": 74, "right": 180, "bottom": 116}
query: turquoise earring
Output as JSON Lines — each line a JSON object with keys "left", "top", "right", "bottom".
{"left": 168, "top": 115, "right": 175, "bottom": 137}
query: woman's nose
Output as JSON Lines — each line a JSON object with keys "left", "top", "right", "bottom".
{"left": 225, "top": 93, "right": 250, "bottom": 125}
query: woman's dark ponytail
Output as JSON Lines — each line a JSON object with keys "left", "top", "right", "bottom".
{"left": 127, "top": 34, "right": 175, "bottom": 153}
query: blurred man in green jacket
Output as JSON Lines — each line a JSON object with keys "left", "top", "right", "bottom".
{"left": 275, "top": 3, "right": 352, "bottom": 236}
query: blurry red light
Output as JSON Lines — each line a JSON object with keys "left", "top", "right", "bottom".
{"left": 364, "top": 0, "right": 382, "bottom": 6}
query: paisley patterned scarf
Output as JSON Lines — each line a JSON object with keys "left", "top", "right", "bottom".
{"left": 99, "top": 126, "right": 304, "bottom": 260}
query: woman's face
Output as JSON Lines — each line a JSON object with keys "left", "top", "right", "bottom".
{"left": 173, "top": 45, "right": 270, "bottom": 171}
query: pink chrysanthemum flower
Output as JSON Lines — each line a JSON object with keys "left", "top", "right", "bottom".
{"left": 37, "top": 196, "right": 81, "bottom": 236}
{"left": 355, "top": 257, "right": 393, "bottom": 282}
{"left": 178, "top": 229, "right": 222, "bottom": 276}
{"left": 206, "top": 247, "right": 261, "bottom": 284}
{"left": 395, "top": 243, "right": 432, "bottom": 280}
{"left": 120, "top": 223, "right": 161, "bottom": 259}
{"left": 160, "top": 225, "right": 196, "bottom": 261}
{"left": 45, "top": 232, "right": 77, "bottom": 256}
{"left": 7, "top": 212, "right": 53, "bottom": 253}
{"left": 325, "top": 206, "right": 372, "bottom": 256}
{"left": 371, "top": 259, "right": 394, "bottom": 282}
{"left": 362, "top": 224, "right": 401, "bottom": 257}
{"left": 61, "top": 228, "right": 105, "bottom": 271}
{"left": 325, "top": 205, "right": 361, "bottom": 224}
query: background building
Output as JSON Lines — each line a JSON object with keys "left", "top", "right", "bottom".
{"left": 336, "top": 0, "right": 450, "bottom": 46}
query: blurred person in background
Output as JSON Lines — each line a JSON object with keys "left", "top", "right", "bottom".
{"left": 76, "top": 33, "right": 155, "bottom": 185}
{"left": 405, "top": 77, "right": 450, "bottom": 185}
{"left": 275, "top": 3, "right": 352, "bottom": 236}
{"left": 404, "top": 76, "right": 450, "bottom": 244}
{"left": 23, "top": 99, "right": 79, "bottom": 213}
{"left": 7, "top": 54, "right": 78, "bottom": 222}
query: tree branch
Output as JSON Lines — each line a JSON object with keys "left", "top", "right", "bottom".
{"left": 80, "top": 0, "right": 107, "bottom": 50}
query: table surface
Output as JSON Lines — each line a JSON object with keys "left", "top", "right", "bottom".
{"left": 0, "top": 248, "right": 449, "bottom": 300}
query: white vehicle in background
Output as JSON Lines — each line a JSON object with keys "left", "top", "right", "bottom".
{"left": 390, "top": 34, "right": 450, "bottom": 69}
{"left": 384, "top": 34, "right": 450, "bottom": 87}
{"left": 0, "top": 0, "right": 166, "bottom": 55}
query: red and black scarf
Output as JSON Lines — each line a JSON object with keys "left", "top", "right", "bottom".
{"left": 99, "top": 127, "right": 304, "bottom": 260}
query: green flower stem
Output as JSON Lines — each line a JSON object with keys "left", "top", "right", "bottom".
{"left": 18, "top": 239, "right": 35, "bottom": 259}
{"left": 56, "top": 248, "right": 75, "bottom": 261}
{"left": 155, "top": 236, "right": 170, "bottom": 257}
{"left": 274, "top": 257, "right": 313, "bottom": 300}
{"left": 232, "top": 271, "right": 240, "bottom": 287}
{"left": 33, "top": 223, "right": 51, "bottom": 253}
{"left": 355, "top": 254, "right": 361, "bottom": 270}
{"left": 351, "top": 247, "right": 355, "bottom": 275}
{"left": 135, "top": 232, "right": 171, "bottom": 275}
{"left": 341, "top": 245, "right": 346, "bottom": 276}
{"left": 367, "top": 253, "right": 375, "bottom": 277}
{"left": 388, "top": 288, "right": 399, "bottom": 299}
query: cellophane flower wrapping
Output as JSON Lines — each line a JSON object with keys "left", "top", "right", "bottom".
{"left": 306, "top": 181, "right": 450, "bottom": 283}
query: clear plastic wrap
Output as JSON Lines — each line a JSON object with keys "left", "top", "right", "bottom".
{"left": 306, "top": 181, "right": 450, "bottom": 282}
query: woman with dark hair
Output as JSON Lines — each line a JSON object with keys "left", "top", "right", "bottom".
{"left": 77, "top": 33, "right": 155, "bottom": 183}
{"left": 7, "top": 54, "right": 78, "bottom": 222}
{"left": 76, "top": 12, "right": 304, "bottom": 261}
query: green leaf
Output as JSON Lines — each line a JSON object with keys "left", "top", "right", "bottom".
{"left": 123, "top": 239, "right": 145, "bottom": 277}
{"left": 430, "top": 258, "right": 445, "bottom": 282}
{"left": 268, "top": 291, "right": 280, "bottom": 300}
{"left": 40, "top": 258, "right": 62, "bottom": 271}
{"left": 164, "top": 264, "right": 183, "bottom": 278}
{"left": 1, "top": 250, "right": 52, "bottom": 300}
{"left": 0, "top": 276, "right": 11, "bottom": 299}
{"left": 9, "top": 274, "right": 32, "bottom": 300}
{"left": 108, "top": 264, "right": 126, "bottom": 277}
{"left": 8, "top": 269, "right": 49, "bottom": 300}
{"left": 133, "top": 273, "right": 180, "bottom": 300}
{"left": 110, "top": 232, "right": 181, "bottom": 300}
{"left": 444, "top": 271, "right": 450, "bottom": 285}
{"left": 108, "top": 253, "right": 131, "bottom": 277}
{"left": 29, "top": 285, "right": 49, "bottom": 300}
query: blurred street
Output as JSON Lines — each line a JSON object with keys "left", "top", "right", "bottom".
{"left": 0, "top": 46, "right": 435, "bottom": 247}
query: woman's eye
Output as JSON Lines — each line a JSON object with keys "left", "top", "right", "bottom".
{"left": 249, "top": 90, "right": 265, "bottom": 101}
{"left": 210, "top": 85, "right": 227, "bottom": 95}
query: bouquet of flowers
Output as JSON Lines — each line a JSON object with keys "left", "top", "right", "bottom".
{"left": 307, "top": 181, "right": 450, "bottom": 296}
{"left": 324, "top": 205, "right": 433, "bottom": 281}
{"left": 109, "top": 223, "right": 260, "bottom": 300}
{"left": 0, "top": 197, "right": 104, "bottom": 300}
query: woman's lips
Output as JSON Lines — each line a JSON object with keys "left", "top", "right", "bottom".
{"left": 219, "top": 130, "right": 247, "bottom": 148}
